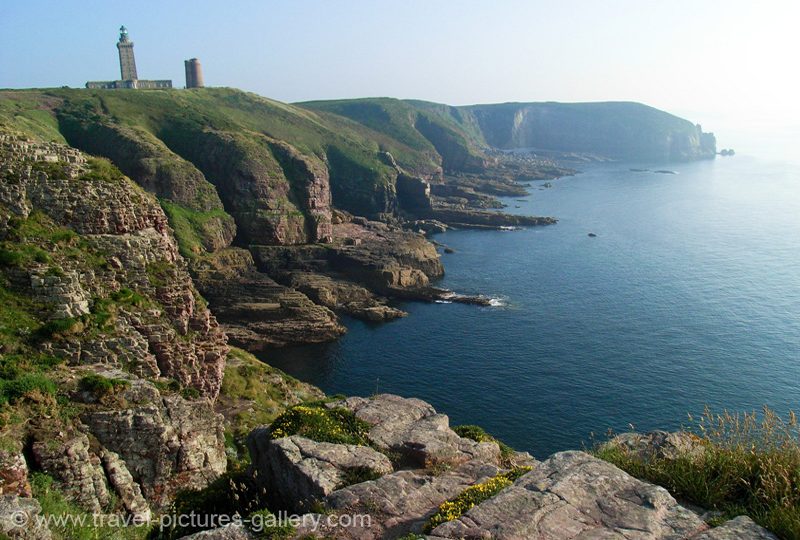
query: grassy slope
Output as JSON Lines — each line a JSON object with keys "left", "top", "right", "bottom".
{"left": 299, "top": 97, "right": 488, "bottom": 173}
{"left": 302, "top": 98, "right": 712, "bottom": 162}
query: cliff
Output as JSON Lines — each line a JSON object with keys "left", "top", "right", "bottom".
{"left": 460, "top": 101, "right": 717, "bottom": 161}
{"left": 0, "top": 88, "right": 568, "bottom": 351}
{"left": 0, "top": 89, "right": 753, "bottom": 540}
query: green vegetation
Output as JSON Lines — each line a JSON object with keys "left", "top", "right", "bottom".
{"left": 80, "top": 156, "right": 125, "bottom": 183}
{"left": 160, "top": 470, "right": 265, "bottom": 539}
{"left": 0, "top": 373, "right": 57, "bottom": 405}
{"left": 453, "top": 424, "right": 516, "bottom": 464}
{"left": 31, "top": 472, "right": 149, "bottom": 540}
{"left": 146, "top": 260, "right": 174, "bottom": 288}
{"left": 424, "top": 467, "right": 532, "bottom": 532}
{"left": 159, "top": 200, "right": 231, "bottom": 258}
{"left": 78, "top": 374, "right": 130, "bottom": 399}
{"left": 0, "top": 90, "right": 66, "bottom": 142}
{"left": 339, "top": 465, "right": 384, "bottom": 488}
{"left": 268, "top": 402, "right": 371, "bottom": 446}
{"left": 246, "top": 509, "right": 296, "bottom": 539}
{"left": 595, "top": 407, "right": 800, "bottom": 540}
{"left": 218, "top": 348, "right": 323, "bottom": 441}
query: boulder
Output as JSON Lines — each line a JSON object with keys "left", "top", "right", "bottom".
{"left": 335, "top": 394, "right": 501, "bottom": 468}
{"left": 693, "top": 516, "right": 778, "bottom": 539}
{"left": 246, "top": 434, "right": 393, "bottom": 512}
{"left": 607, "top": 430, "right": 704, "bottom": 461}
{"left": 298, "top": 460, "right": 501, "bottom": 539}
{"left": 430, "top": 451, "right": 707, "bottom": 539}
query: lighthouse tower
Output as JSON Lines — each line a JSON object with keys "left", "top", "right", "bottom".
{"left": 117, "top": 26, "right": 138, "bottom": 81}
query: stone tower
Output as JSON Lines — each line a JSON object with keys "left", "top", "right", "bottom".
{"left": 184, "top": 58, "right": 204, "bottom": 88}
{"left": 117, "top": 26, "right": 138, "bottom": 81}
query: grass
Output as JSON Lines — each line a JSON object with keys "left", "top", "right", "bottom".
{"left": 217, "top": 347, "right": 323, "bottom": 442}
{"left": 594, "top": 407, "right": 800, "bottom": 539}
{"left": 159, "top": 200, "right": 232, "bottom": 258}
{"left": 31, "top": 472, "right": 149, "bottom": 540}
{"left": 268, "top": 402, "right": 371, "bottom": 446}
{"left": 158, "top": 470, "right": 265, "bottom": 540}
{"left": 79, "top": 157, "right": 126, "bottom": 183}
{"left": 246, "top": 509, "right": 296, "bottom": 539}
{"left": 0, "top": 373, "right": 57, "bottom": 405}
{"left": 424, "top": 466, "right": 532, "bottom": 532}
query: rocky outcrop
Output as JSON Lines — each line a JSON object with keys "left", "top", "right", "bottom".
{"left": 31, "top": 433, "right": 111, "bottom": 514}
{"left": 0, "top": 448, "right": 31, "bottom": 498}
{"left": 247, "top": 434, "right": 393, "bottom": 512}
{"left": 0, "top": 134, "right": 229, "bottom": 399}
{"left": 192, "top": 248, "right": 345, "bottom": 349}
{"left": 607, "top": 430, "right": 704, "bottom": 461}
{"left": 158, "top": 127, "right": 312, "bottom": 246}
{"left": 101, "top": 450, "right": 151, "bottom": 522}
{"left": 310, "top": 460, "right": 502, "bottom": 538}
{"left": 81, "top": 374, "right": 227, "bottom": 509}
{"left": 266, "top": 139, "right": 333, "bottom": 244}
{"left": 233, "top": 395, "right": 778, "bottom": 540}
{"left": 693, "top": 516, "right": 778, "bottom": 539}
{"left": 431, "top": 451, "right": 706, "bottom": 538}
{"left": 286, "top": 271, "right": 406, "bottom": 322}
{"left": 335, "top": 394, "right": 501, "bottom": 468}
{"left": 0, "top": 135, "right": 228, "bottom": 516}
{"left": 0, "top": 496, "right": 52, "bottom": 540}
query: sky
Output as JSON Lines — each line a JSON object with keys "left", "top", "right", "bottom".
{"left": 1, "top": 0, "right": 799, "bottom": 150}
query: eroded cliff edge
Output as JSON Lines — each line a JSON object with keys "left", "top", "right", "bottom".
{"left": 0, "top": 125, "right": 777, "bottom": 540}
{"left": 0, "top": 88, "right": 572, "bottom": 352}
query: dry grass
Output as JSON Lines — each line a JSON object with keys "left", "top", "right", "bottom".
{"left": 595, "top": 406, "right": 800, "bottom": 539}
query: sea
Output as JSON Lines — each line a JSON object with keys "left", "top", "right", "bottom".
{"left": 265, "top": 149, "right": 800, "bottom": 458}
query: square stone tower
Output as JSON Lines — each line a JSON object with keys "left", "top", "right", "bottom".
{"left": 117, "top": 26, "right": 138, "bottom": 81}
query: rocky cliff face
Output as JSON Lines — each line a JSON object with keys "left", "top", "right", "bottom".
{"left": 462, "top": 101, "right": 717, "bottom": 161}
{"left": 0, "top": 133, "right": 227, "bottom": 519}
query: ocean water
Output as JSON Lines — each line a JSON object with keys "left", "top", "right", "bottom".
{"left": 265, "top": 154, "right": 800, "bottom": 458}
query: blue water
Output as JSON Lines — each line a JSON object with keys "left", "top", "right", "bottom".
{"left": 265, "top": 154, "right": 800, "bottom": 458}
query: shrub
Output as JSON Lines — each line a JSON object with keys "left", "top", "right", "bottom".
{"left": 424, "top": 467, "right": 532, "bottom": 532}
{"left": 268, "top": 403, "right": 371, "bottom": 446}
{"left": 0, "top": 248, "right": 24, "bottom": 266}
{"left": 78, "top": 374, "right": 130, "bottom": 398}
{"left": 37, "top": 317, "right": 79, "bottom": 339}
{"left": 180, "top": 386, "right": 200, "bottom": 400}
{"left": 163, "top": 471, "right": 264, "bottom": 539}
{"left": 594, "top": 407, "right": 800, "bottom": 540}
{"left": 0, "top": 373, "right": 57, "bottom": 404}
{"left": 110, "top": 287, "right": 146, "bottom": 306}
{"left": 339, "top": 466, "right": 384, "bottom": 488}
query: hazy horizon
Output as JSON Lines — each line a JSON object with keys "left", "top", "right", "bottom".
{"left": 2, "top": 0, "right": 799, "bottom": 155}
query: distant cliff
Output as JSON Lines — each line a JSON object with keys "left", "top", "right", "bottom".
{"left": 307, "top": 99, "right": 717, "bottom": 162}
{"left": 460, "top": 101, "right": 717, "bottom": 161}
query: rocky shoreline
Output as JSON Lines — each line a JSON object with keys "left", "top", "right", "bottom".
{"left": 1, "top": 89, "right": 762, "bottom": 540}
